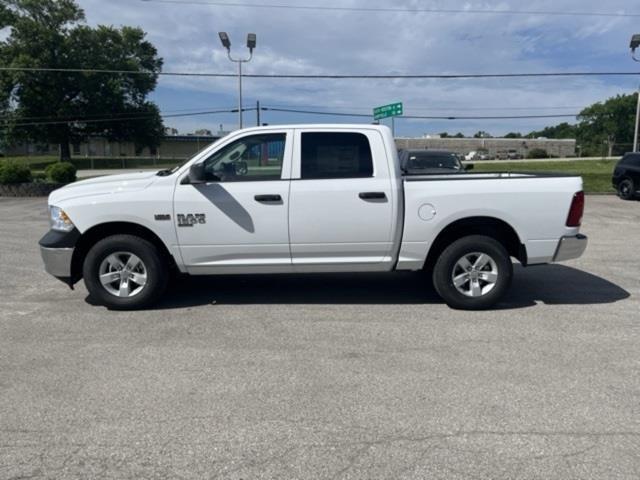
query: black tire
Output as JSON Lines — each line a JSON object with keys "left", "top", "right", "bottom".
{"left": 82, "top": 234, "right": 168, "bottom": 310}
{"left": 617, "top": 178, "right": 635, "bottom": 200}
{"left": 432, "top": 235, "right": 513, "bottom": 310}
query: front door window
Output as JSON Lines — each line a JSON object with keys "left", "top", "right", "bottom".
{"left": 203, "top": 133, "right": 286, "bottom": 182}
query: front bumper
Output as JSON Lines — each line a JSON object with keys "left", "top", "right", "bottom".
{"left": 40, "top": 246, "right": 74, "bottom": 277}
{"left": 553, "top": 234, "right": 588, "bottom": 262}
{"left": 39, "top": 228, "right": 80, "bottom": 286}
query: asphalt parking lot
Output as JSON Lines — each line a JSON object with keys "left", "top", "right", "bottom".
{"left": 1, "top": 195, "right": 639, "bottom": 479}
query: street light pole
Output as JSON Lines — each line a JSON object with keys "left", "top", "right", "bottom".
{"left": 630, "top": 34, "right": 640, "bottom": 152}
{"left": 219, "top": 32, "right": 256, "bottom": 130}
{"left": 238, "top": 60, "right": 243, "bottom": 128}
{"left": 634, "top": 86, "right": 640, "bottom": 153}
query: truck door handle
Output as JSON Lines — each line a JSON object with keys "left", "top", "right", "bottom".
{"left": 254, "top": 194, "right": 282, "bottom": 203}
{"left": 359, "top": 192, "right": 386, "bottom": 200}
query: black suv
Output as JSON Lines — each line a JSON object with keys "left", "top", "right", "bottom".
{"left": 612, "top": 153, "right": 640, "bottom": 200}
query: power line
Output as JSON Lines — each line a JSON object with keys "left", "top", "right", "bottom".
{"left": 0, "top": 105, "right": 588, "bottom": 128}
{"left": 263, "top": 107, "right": 369, "bottom": 118}
{"left": 138, "top": 0, "right": 640, "bottom": 18}
{"left": 0, "top": 66, "right": 210, "bottom": 77}
{"left": 264, "top": 103, "right": 589, "bottom": 112}
{"left": 1, "top": 66, "right": 639, "bottom": 80}
{"left": 0, "top": 106, "right": 237, "bottom": 122}
{"left": 261, "top": 107, "right": 580, "bottom": 120}
{"left": 13, "top": 102, "right": 638, "bottom": 128}
{"left": 404, "top": 114, "right": 579, "bottom": 120}
{"left": 0, "top": 108, "right": 255, "bottom": 128}
{"left": 1, "top": 105, "right": 582, "bottom": 128}
{"left": 0, "top": 100, "right": 595, "bottom": 123}
{"left": 411, "top": 105, "right": 588, "bottom": 112}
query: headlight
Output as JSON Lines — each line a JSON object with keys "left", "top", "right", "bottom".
{"left": 49, "top": 206, "right": 75, "bottom": 232}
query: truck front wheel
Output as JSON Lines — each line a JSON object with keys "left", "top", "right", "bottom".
{"left": 432, "top": 235, "right": 513, "bottom": 310}
{"left": 82, "top": 234, "right": 168, "bottom": 310}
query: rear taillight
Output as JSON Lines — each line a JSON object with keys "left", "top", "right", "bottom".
{"left": 566, "top": 191, "right": 585, "bottom": 227}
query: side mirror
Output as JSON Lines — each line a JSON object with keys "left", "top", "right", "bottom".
{"left": 465, "top": 163, "right": 474, "bottom": 171}
{"left": 188, "top": 163, "right": 207, "bottom": 184}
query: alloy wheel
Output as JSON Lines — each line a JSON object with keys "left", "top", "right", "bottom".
{"left": 98, "top": 252, "right": 148, "bottom": 298}
{"left": 451, "top": 252, "right": 499, "bottom": 298}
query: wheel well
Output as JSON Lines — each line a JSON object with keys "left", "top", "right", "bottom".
{"left": 70, "top": 222, "right": 177, "bottom": 283}
{"left": 423, "top": 217, "right": 527, "bottom": 270}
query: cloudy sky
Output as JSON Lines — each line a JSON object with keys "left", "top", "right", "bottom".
{"left": 77, "top": 0, "right": 639, "bottom": 137}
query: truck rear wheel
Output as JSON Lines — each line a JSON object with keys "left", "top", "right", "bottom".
{"left": 432, "top": 235, "right": 512, "bottom": 310}
{"left": 82, "top": 234, "right": 168, "bottom": 310}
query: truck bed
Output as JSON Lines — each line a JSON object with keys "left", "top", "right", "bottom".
{"left": 395, "top": 172, "right": 584, "bottom": 270}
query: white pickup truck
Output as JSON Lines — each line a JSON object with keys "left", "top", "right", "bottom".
{"left": 40, "top": 124, "right": 587, "bottom": 310}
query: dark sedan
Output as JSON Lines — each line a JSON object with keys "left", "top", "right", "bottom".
{"left": 399, "top": 149, "right": 473, "bottom": 175}
{"left": 612, "top": 152, "right": 640, "bottom": 200}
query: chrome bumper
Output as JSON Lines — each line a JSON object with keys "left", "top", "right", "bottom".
{"left": 553, "top": 234, "right": 588, "bottom": 262}
{"left": 40, "top": 246, "right": 74, "bottom": 278}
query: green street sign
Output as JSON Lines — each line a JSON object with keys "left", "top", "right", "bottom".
{"left": 373, "top": 102, "right": 403, "bottom": 120}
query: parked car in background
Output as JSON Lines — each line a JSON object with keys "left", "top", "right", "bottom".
{"left": 497, "top": 149, "right": 523, "bottom": 160}
{"left": 465, "top": 150, "right": 493, "bottom": 161}
{"left": 465, "top": 151, "right": 478, "bottom": 161}
{"left": 399, "top": 149, "right": 473, "bottom": 174}
{"left": 612, "top": 152, "right": 640, "bottom": 200}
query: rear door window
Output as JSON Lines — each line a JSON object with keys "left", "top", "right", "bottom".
{"left": 301, "top": 132, "right": 373, "bottom": 179}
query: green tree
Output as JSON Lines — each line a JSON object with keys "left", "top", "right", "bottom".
{"left": 527, "top": 122, "right": 577, "bottom": 140}
{"left": 0, "top": 0, "right": 164, "bottom": 160}
{"left": 504, "top": 132, "right": 522, "bottom": 138}
{"left": 473, "top": 131, "right": 492, "bottom": 138}
{"left": 576, "top": 93, "right": 637, "bottom": 156}
{"left": 452, "top": 132, "right": 465, "bottom": 138}
{"left": 194, "top": 129, "right": 213, "bottom": 136}
{"left": 438, "top": 132, "right": 449, "bottom": 138}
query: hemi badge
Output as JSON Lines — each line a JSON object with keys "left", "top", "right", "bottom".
{"left": 154, "top": 214, "right": 171, "bottom": 221}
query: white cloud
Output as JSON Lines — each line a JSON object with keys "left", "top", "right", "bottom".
{"left": 76, "top": 0, "right": 639, "bottom": 135}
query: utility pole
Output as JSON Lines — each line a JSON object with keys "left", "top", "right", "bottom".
{"left": 237, "top": 60, "right": 243, "bottom": 128}
{"left": 630, "top": 34, "right": 640, "bottom": 152}
{"left": 634, "top": 88, "right": 640, "bottom": 153}
{"left": 218, "top": 32, "right": 256, "bottom": 130}
{"left": 256, "top": 100, "right": 261, "bottom": 126}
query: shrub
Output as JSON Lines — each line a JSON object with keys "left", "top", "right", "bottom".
{"left": 528, "top": 148, "right": 549, "bottom": 159}
{"left": 32, "top": 172, "right": 47, "bottom": 183}
{"left": 45, "top": 161, "right": 77, "bottom": 184}
{"left": 0, "top": 161, "right": 33, "bottom": 184}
